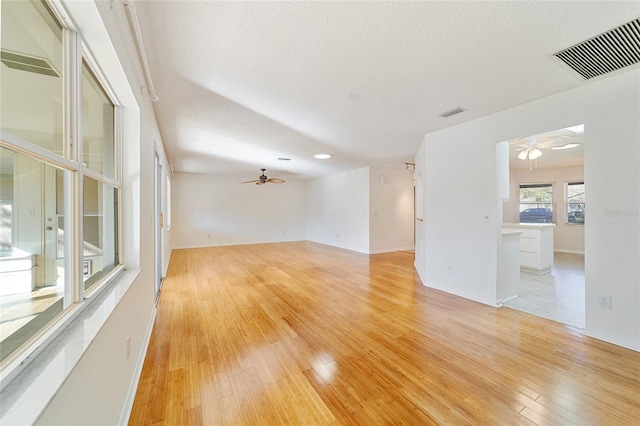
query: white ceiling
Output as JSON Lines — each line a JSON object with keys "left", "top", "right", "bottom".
{"left": 508, "top": 126, "right": 584, "bottom": 170}
{"left": 132, "top": 1, "right": 640, "bottom": 180}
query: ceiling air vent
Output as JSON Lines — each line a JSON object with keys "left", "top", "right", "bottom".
{"left": 438, "top": 107, "right": 466, "bottom": 118}
{"left": 553, "top": 18, "right": 640, "bottom": 80}
{"left": 1, "top": 49, "right": 60, "bottom": 78}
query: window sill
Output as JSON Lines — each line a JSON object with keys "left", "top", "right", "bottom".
{"left": 0, "top": 268, "right": 140, "bottom": 425}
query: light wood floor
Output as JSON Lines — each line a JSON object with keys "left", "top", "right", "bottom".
{"left": 129, "top": 241, "right": 640, "bottom": 425}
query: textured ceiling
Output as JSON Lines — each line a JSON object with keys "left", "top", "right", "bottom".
{"left": 132, "top": 1, "right": 640, "bottom": 180}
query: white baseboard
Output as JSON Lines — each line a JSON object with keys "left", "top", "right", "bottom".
{"left": 581, "top": 328, "right": 640, "bottom": 352}
{"left": 119, "top": 306, "right": 157, "bottom": 425}
{"left": 370, "top": 246, "right": 415, "bottom": 254}
{"left": 554, "top": 249, "right": 585, "bottom": 255}
{"left": 497, "top": 295, "right": 519, "bottom": 307}
{"left": 420, "top": 279, "right": 499, "bottom": 308}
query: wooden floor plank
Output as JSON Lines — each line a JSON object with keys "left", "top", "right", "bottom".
{"left": 129, "top": 242, "right": 640, "bottom": 425}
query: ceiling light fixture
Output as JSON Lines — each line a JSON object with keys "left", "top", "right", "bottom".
{"left": 551, "top": 143, "right": 581, "bottom": 150}
{"left": 314, "top": 154, "right": 332, "bottom": 159}
{"left": 517, "top": 147, "right": 542, "bottom": 160}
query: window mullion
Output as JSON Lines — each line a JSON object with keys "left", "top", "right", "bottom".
{"left": 83, "top": 168, "right": 121, "bottom": 188}
{"left": 65, "top": 27, "right": 83, "bottom": 304}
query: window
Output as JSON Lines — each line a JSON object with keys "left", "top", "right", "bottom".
{"left": 0, "top": 0, "right": 121, "bottom": 365}
{"left": 566, "top": 182, "right": 585, "bottom": 224}
{"left": 519, "top": 183, "right": 553, "bottom": 223}
{"left": 82, "top": 63, "right": 118, "bottom": 291}
{"left": 0, "top": 0, "right": 64, "bottom": 155}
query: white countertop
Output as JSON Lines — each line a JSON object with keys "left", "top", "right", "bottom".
{"left": 502, "top": 222, "right": 556, "bottom": 229}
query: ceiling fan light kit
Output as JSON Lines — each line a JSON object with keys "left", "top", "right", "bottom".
{"left": 242, "top": 169, "right": 285, "bottom": 185}
{"left": 517, "top": 147, "right": 542, "bottom": 160}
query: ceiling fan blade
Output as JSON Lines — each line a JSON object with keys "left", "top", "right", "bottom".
{"left": 267, "top": 178, "right": 285, "bottom": 183}
{"left": 256, "top": 181, "right": 266, "bottom": 185}
{"left": 538, "top": 135, "right": 572, "bottom": 147}
{"left": 242, "top": 180, "right": 259, "bottom": 184}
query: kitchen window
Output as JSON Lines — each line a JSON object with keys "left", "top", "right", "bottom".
{"left": 566, "top": 182, "right": 585, "bottom": 224}
{"left": 519, "top": 183, "right": 553, "bottom": 223}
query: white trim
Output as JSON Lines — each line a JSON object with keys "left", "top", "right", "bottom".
{"left": 420, "top": 280, "right": 499, "bottom": 308}
{"left": 497, "top": 295, "right": 519, "bottom": 307}
{"left": 554, "top": 249, "right": 585, "bottom": 255}
{"left": 369, "top": 246, "right": 415, "bottom": 254}
{"left": 119, "top": 306, "right": 157, "bottom": 426}
{"left": 0, "top": 133, "right": 78, "bottom": 172}
{"left": 582, "top": 328, "right": 640, "bottom": 352}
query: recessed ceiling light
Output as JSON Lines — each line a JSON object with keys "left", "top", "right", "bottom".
{"left": 348, "top": 93, "right": 361, "bottom": 100}
{"left": 551, "top": 143, "right": 581, "bottom": 150}
{"left": 314, "top": 154, "right": 332, "bottom": 159}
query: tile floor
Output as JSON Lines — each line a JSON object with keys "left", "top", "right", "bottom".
{"left": 504, "top": 252, "right": 585, "bottom": 328}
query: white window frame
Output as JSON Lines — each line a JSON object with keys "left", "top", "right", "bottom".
{"left": 0, "top": 0, "right": 123, "bottom": 375}
{"left": 519, "top": 182, "right": 555, "bottom": 223}
{"left": 566, "top": 181, "right": 585, "bottom": 225}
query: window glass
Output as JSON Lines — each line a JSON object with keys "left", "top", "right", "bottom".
{"left": 82, "top": 63, "right": 115, "bottom": 178}
{"left": 519, "top": 183, "right": 553, "bottom": 223}
{"left": 0, "top": 146, "right": 70, "bottom": 362}
{"left": 83, "top": 176, "right": 118, "bottom": 292}
{"left": 0, "top": 0, "right": 122, "bottom": 370}
{"left": 0, "top": 0, "right": 64, "bottom": 155}
{"left": 567, "top": 182, "right": 585, "bottom": 224}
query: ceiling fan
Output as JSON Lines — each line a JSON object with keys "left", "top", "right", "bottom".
{"left": 242, "top": 169, "right": 285, "bottom": 185}
{"left": 513, "top": 126, "right": 583, "bottom": 161}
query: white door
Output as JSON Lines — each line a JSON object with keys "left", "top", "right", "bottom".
{"left": 155, "top": 153, "right": 163, "bottom": 299}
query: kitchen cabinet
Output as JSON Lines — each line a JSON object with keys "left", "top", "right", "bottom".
{"left": 502, "top": 223, "right": 555, "bottom": 273}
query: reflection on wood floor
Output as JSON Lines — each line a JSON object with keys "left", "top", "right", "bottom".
{"left": 129, "top": 241, "right": 640, "bottom": 425}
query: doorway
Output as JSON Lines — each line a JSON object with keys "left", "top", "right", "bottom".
{"left": 154, "top": 153, "right": 163, "bottom": 300}
{"left": 499, "top": 125, "right": 586, "bottom": 328}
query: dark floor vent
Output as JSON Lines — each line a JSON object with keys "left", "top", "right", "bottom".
{"left": 1, "top": 49, "right": 60, "bottom": 78}
{"left": 554, "top": 18, "right": 640, "bottom": 80}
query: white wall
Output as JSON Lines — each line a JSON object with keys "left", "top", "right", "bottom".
{"left": 307, "top": 167, "right": 370, "bottom": 253}
{"left": 416, "top": 68, "right": 640, "bottom": 351}
{"left": 36, "top": 0, "right": 169, "bottom": 424}
{"left": 417, "top": 121, "right": 500, "bottom": 306}
{"left": 369, "top": 167, "right": 414, "bottom": 253}
{"left": 505, "top": 165, "right": 585, "bottom": 253}
{"left": 582, "top": 71, "right": 639, "bottom": 351}
{"left": 172, "top": 173, "right": 308, "bottom": 248}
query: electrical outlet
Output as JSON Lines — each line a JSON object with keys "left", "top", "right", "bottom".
{"left": 447, "top": 265, "right": 454, "bottom": 274}
{"left": 599, "top": 295, "right": 612, "bottom": 310}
